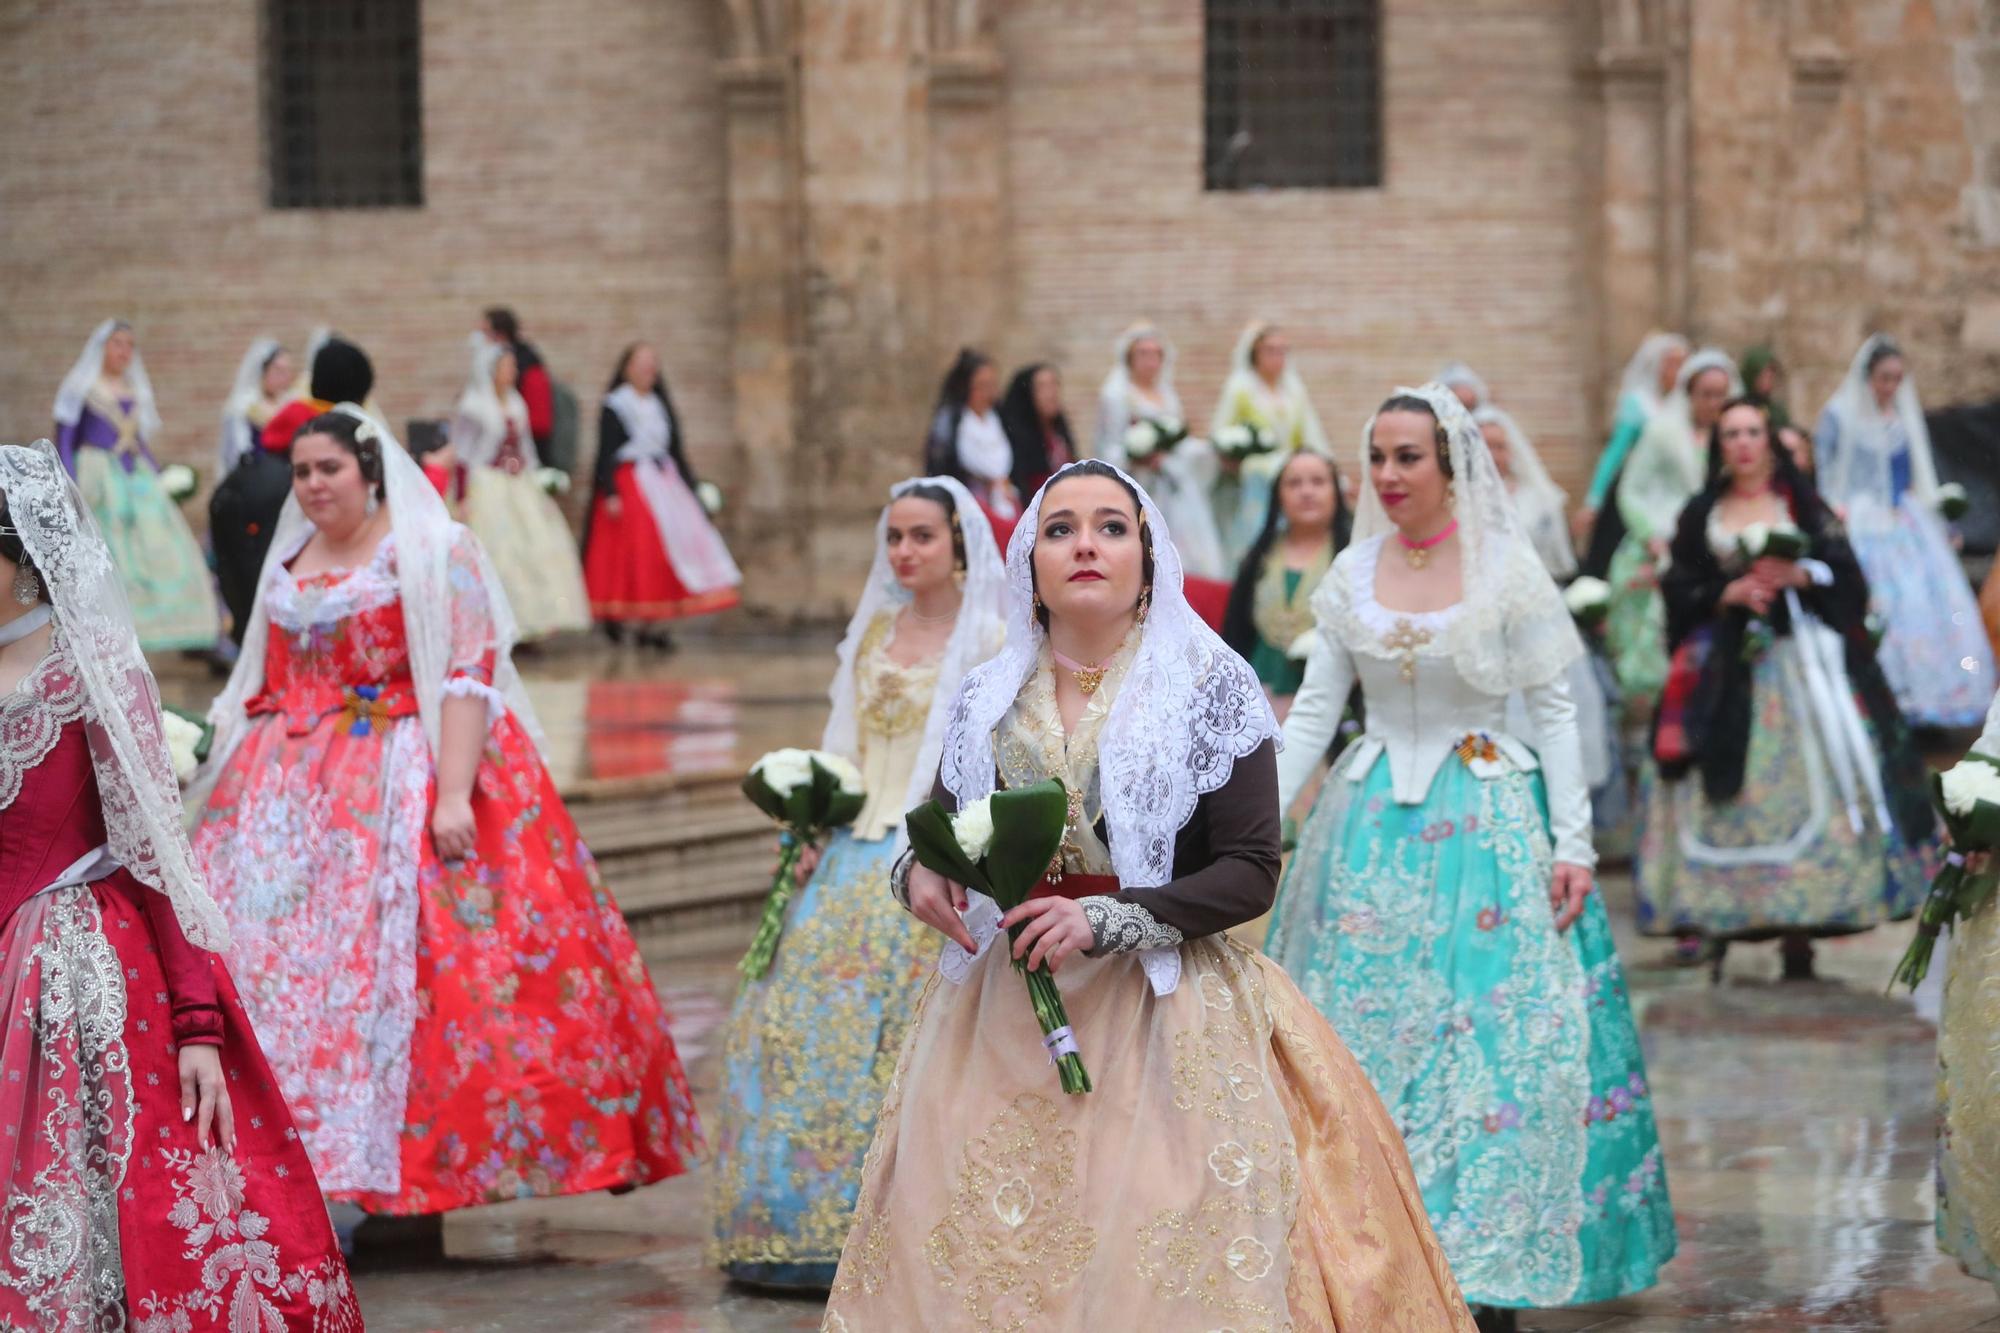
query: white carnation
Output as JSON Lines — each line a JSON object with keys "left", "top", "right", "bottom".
{"left": 1156, "top": 416, "right": 1184, "bottom": 438}
{"left": 1942, "top": 757, "right": 2000, "bottom": 818}
{"left": 1286, "top": 629, "right": 1319, "bottom": 662}
{"left": 1215, "top": 424, "right": 1253, "bottom": 452}
{"left": 1123, "top": 422, "right": 1159, "bottom": 459}
{"left": 698, "top": 481, "right": 724, "bottom": 516}
{"left": 161, "top": 713, "right": 203, "bottom": 786}
{"left": 813, "top": 750, "right": 864, "bottom": 795}
{"left": 533, "top": 467, "right": 571, "bottom": 496}
{"left": 1940, "top": 482, "right": 1968, "bottom": 505}
{"left": 1739, "top": 522, "right": 1772, "bottom": 559}
{"left": 752, "top": 747, "right": 815, "bottom": 795}
{"left": 950, "top": 795, "right": 996, "bottom": 862}
{"left": 1563, "top": 576, "right": 1612, "bottom": 615}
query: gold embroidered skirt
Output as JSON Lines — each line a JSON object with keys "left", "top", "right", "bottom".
{"left": 823, "top": 934, "right": 1473, "bottom": 1331}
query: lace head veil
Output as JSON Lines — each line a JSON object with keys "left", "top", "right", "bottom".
{"left": 198, "top": 405, "right": 544, "bottom": 801}
{"left": 821, "top": 477, "right": 1007, "bottom": 837}
{"left": 53, "top": 318, "right": 163, "bottom": 441}
{"left": 1616, "top": 331, "right": 1690, "bottom": 420}
{"left": 1473, "top": 404, "right": 1575, "bottom": 578}
{"left": 0, "top": 442, "right": 230, "bottom": 949}
{"left": 1098, "top": 322, "right": 1184, "bottom": 423}
{"left": 939, "top": 460, "right": 1281, "bottom": 893}
{"left": 1820, "top": 334, "right": 1939, "bottom": 511}
{"left": 1213, "top": 320, "right": 1329, "bottom": 451}
{"left": 219, "top": 336, "right": 282, "bottom": 472}
{"left": 452, "top": 335, "right": 537, "bottom": 470}
{"left": 1435, "top": 361, "right": 1491, "bottom": 410}
{"left": 1333, "top": 383, "right": 1583, "bottom": 696}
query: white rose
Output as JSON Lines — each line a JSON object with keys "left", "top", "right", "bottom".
{"left": 160, "top": 713, "right": 203, "bottom": 786}
{"left": 533, "top": 467, "right": 571, "bottom": 496}
{"left": 813, "top": 750, "right": 865, "bottom": 795}
{"left": 1942, "top": 757, "right": 2000, "bottom": 818}
{"left": 950, "top": 796, "right": 996, "bottom": 862}
{"left": 1286, "top": 629, "right": 1319, "bottom": 662}
{"left": 1123, "top": 422, "right": 1158, "bottom": 459}
{"left": 1563, "top": 576, "right": 1611, "bottom": 616}
{"left": 1739, "top": 522, "right": 1772, "bottom": 559}
{"left": 1215, "top": 425, "right": 1252, "bottom": 452}
{"left": 698, "top": 481, "right": 724, "bottom": 516}
{"left": 752, "top": 747, "right": 814, "bottom": 795}
{"left": 1156, "top": 417, "right": 1184, "bottom": 438}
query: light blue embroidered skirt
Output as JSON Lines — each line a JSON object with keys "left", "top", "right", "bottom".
{"left": 1851, "top": 499, "right": 1993, "bottom": 728}
{"left": 1268, "top": 753, "right": 1676, "bottom": 1308}
{"left": 709, "top": 829, "right": 936, "bottom": 1289}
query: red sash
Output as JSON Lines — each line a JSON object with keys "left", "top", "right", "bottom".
{"left": 1028, "top": 872, "right": 1120, "bottom": 902}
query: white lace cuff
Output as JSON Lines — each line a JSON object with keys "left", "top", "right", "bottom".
{"left": 442, "top": 675, "right": 505, "bottom": 726}
{"left": 1080, "top": 895, "right": 1184, "bottom": 955}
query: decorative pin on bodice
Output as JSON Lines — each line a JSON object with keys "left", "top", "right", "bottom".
{"left": 1382, "top": 618, "right": 1432, "bottom": 683}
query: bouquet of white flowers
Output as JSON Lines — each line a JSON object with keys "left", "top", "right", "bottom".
{"left": 1211, "top": 423, "right": 1275, "bottom": 463}
{"left": 904, "top": 779, "right": 1090, "bottom": 1093}
{"left": 161, "top": 706, "right": 212, "bottom": 787}
{"left": 698, "top": 481, "right": 724, "bottom": 516}
{"left": 159, "top": 463, "right": 199, "bottom": 504}
{"left": 1893, "top": 751, "right": 2000, "bottom": 991}
{"left": 1563, "top": 576, "right": 1613, "bottom": 631}
{"left": 739, "top": 748, "right": 866, "bottom": 978}
{"left": 533, "top": 467, "right": 571, "bottom": 496}
{"left": 1121, "top": 418, "right": 1188, "bottom": 462}
{"left": 1938, "top": 481, "right": 1971, "bottom": 522}
{"left": 1737, "top": 520, "right": 1809, "bottom": 563}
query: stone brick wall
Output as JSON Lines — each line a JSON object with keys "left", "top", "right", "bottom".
{"left": 0, "top": 0, "right": 733, "bottom": 484}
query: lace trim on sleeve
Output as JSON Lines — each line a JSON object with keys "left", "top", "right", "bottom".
{"left": 1081, "top": 896, "right": 1184, "bottom": 955}
{"left": 441, "top": 674, "right": 506, "bottom": 727}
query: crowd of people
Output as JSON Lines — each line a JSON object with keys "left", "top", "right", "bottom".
{"left": 2, "top": 308, "right": 1995, "bottom": 1330}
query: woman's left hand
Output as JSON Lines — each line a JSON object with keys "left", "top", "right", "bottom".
{"left": 1003, "top": 897, "right": 1094, "bottom": 972}
{"left": 432, "top": 793, "right": 478, "bottom": 862}
{"left": 178, "top": 1045, "right": 234, "bottom": 1153}
{"left": 1750, "top": 555, "right": 1809, "bottom": 590}
{"left": 1549, "top": 862, "right": 1593, "bottom": 933}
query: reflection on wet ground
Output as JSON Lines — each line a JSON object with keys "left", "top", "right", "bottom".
{"left": 163, "top": 638, "right": 2000, "bottom": 1329}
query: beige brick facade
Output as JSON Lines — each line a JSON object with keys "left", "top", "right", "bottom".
{"left": 3, "top": 1, "right": 1995, "bottom": 619}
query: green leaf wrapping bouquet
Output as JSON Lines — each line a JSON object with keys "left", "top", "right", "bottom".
{"left": 904, "top": 778, "right": 1092, "bottom": 1094}
{"left": 738, "top": 748, "right": 866, "bottom": 979}
{"left": 1892, "top": 751, "right": 2000, "bottom": 991}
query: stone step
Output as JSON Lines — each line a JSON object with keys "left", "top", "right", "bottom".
{"left": 563, "top": 769, "right": 775, "bottom": 960}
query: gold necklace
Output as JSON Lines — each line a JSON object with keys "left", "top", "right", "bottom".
{"left": 1051, "top": 647, "right": 1109, "bottom": 695}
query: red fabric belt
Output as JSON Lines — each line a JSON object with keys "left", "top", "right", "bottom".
{"left": 1028, "top": 872, "right": 1120, "bottom": 902}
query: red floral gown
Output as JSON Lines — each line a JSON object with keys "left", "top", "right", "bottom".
{"left": 0, "top": 637, "right": 360, "bottom": 1331}
{"left": 191, "top": 531, "right": 701, "bottom": 1214}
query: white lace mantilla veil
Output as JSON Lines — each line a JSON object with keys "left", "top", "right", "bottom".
{"left": 1210, "top": 321, "right": 1331, "bottom": 452}
{"left": 452, "top": 335, "right": 539, "bottom": 471}
{"left": 938, "top": 460, "right": 1282, "bottom": 996}
{"left": 0, "top": 442, "right": 230, "bottom": 949}
{"left": 195, "top": 404, "right": 544, "bottom": 805}
{"left": 1474, "top": 404, "right": 1576, "bottom": 578}
{"left": 1098, "top": 322, "right": 1185, "bottom": 431}
{"left": 1820, "top": 333, "right": 1941, "bottom": 513}
{"left": 218, "top": 335, "right": 281, "bottom": 472}
{"left": 1617, "top": 331, "right": 1689, "bottom": 419}
{"left": 821, "top": 476, "right": 1008, "bottom": 843}
{"left": 1323, "top": 382, "right": 1584, "bottom": 696}
{"left": 1435, "top": 360, "right": 1491, "bottom": 410}
{"left": 52, "top": 317, "right": 163, "bottom": 440}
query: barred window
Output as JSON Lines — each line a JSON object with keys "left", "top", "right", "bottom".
{"left": 1204, "top": 0, "right": 1381, "bottom": 191}
{"left": 264, "top": 0, "right": 424, "bottom": 209}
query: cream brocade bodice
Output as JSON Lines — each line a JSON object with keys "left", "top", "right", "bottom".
{"left": 992, "top": 636, "right": 1139, "bottom": 878}
{"left": 851, "top": 613, "right": 942, "bottom": 841}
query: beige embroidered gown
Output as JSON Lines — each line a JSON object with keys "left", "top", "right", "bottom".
{"left": 822, "top": 646, "right": 1472, "bottom": 1331}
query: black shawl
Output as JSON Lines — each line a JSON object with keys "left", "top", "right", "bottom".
{"left": 583, "top": 380, "right": 698, "bottom": 557}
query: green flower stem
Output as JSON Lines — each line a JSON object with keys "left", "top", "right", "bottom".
{"left": 1015, "top": 959, "right": 1092, "bottom": 1095}
{"left": 739, "top": 834, "right": 804, "bottom": 980}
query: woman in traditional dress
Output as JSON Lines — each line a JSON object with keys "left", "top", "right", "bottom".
{"left": 0, "top": 442, "right": 360, "bottom": 1330}
{"left": 1477, "top": 405, "right": 1575, "bottom": 581}
{"left": 1221, "top": 448, "right": 1351, "bottom": 717}
{"left": 218, "top": 338, "right": 293, "bottom": 476}
{"left": 711, "top": 476, "right": 1006, "bottom": 1291}
{"left": 1579, "top": 332, "right": 1688, "bottom": 576}
{"left": 1603, "top": 349, "right": 1739, "bottom": 701}
{"left": 1209, "top": 321, "right": 1330, "bottom": 564}
{"left": 1094, "top": 322, "right": 1227, "bottom": 581}
{"left": 1937, "top": 691, "right": 2000, "bottom": 1286}
{"left": 1814, "top": 335, "right": 1995, "bottom": 727}
{"left": 51, "top": 319, "right": 221, "bottom": 652}
{"left": 582, "top": 342, "right": 743, "bottom": 646}
{"left": 452, "top": 337, "right": 591, "bottom": 641}
{"left": 212, "top": 338, "right": 295, "bottom": 642}
{"left": 1638, "top": 398, "right": 1933, "bottom": 979}
{"left": 1001, "top": 362, "right": 1078, "bottom": 499}
{"left": 1268, "top": 386, "right": 1675, "bottom": 1330}
{"left": 822, "top": 459, "right": 1473, "bottom": 1330}
{"left": 1740, "top": 344, "right": 1792, "bottom": 433}
{"left": 924, "top": 349, "right": 1017, "bottom": 544}
{"left": 190, "top": 406, "right": 700, "bottom": 1217}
